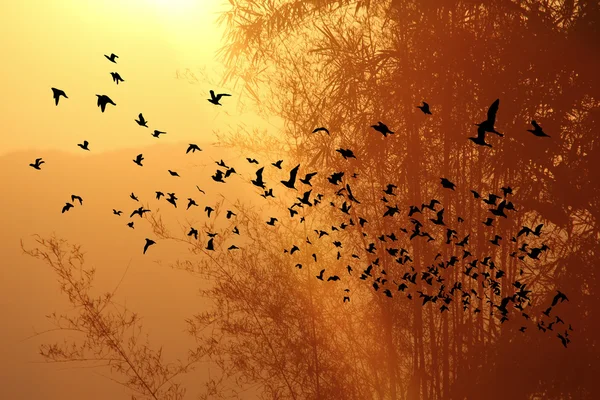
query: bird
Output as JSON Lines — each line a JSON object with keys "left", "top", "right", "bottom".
{"left": 77, "top": 140, "right": 90, "bottom": 151}
{"left": 246, "top": 158, "right": 259, "bottom": 164}
{"left": 483, "top": 217, "right": 494, "bottom": 226}
{"left": 266, "top": 217, "right": 278, "bottom": 226}
{"left": 133, "top": 154, "right": 144, "bottom": 166}
{"left": 225, "top": 167, "right": 236, "bottom": 178}
{"left": 156, "top": 191, "right": 165, "bottom": 200}
{"left": 152, "top": 130, "right": 166, "bottom": 138}
{"left": 127, "top": 221, "right": 134, "bottom": 229}
{"left": 226, "top": 210, "right": 237, "bottom": 219}
{"left": 61, "top": 202, "right": 74, "bottom": 213}
{"left": 371, "top": 121, "right": 394, "bottom": 137}
{"left": 206, "top": 238, "right": 215, "bottom": 251}
{"left": 110, "top": 72, "right": 125, "bottom": 84}
{"left": 212, "top": 170, "right": 225, "bottom": 183}
{"left": 186, "top": 144, "right": 202, "bottom": 153}
{"left": 417, "top": 101, "right": 432, "bottom": 114}
{"left": 383, "top": 184, "right": 397, "bottom": 196}
{"left": 312, "top": 127, "right": 330, "bottom": 135}
{"left": 29, "top": 158, "right": 45, "bottom": 170}
{"left": 96, "top": 94, "right": 116, "bottom": 112}
{"left": 130, "top": 193, "right": 139, "bottom": 201}
{"left": 187, "top": 198, "right": 198, "bottom": 210}
{"left": 205, "top": 206, "right": 214, "bottom": 218}
{"left": 336, "top": 148, "right": 356, "bottom": 159}
{"left": 130, "top": 206, "right": 150, "bottom": 218}
{"left": 113, "top": 209, "right": 122, "bottom": 216}
{"left": 430, "top": 209, "right": 445, "bottom": 226}
{"left": 527, "top": 120, "right": 550, "bottom": 137}
{"left": 51, "top": 88, "right": 68, "bottom": 105}
{"left": 440, "top": 178, "right": 456, "bottom": 190}
{"left": 281, "top": 164, "right": 300, "bottom": 189}
{"left": 187, "top": 227, "right": 199, "bottom": 240}
{"left": 71, "top": 195, "right": 83, "bottom": 205}
{"left": 551, "top": 290, "right": 569, "bottom": 306}
{"left": 166, "top": 193, "right": 177, "bottom": 208}
{"left": 316, "top": 269, "right": 325, "bottom": 281}
{"left": 135, "top": 113, "right": 148, "bottom": 127}
{"left": 272, "top": 160, "right": 283, "bottom": 169}
{"left": 208, "top": 90, "right": 231, "bottom": 105}
{"left": 143, "top": 238, "right": 156, "bottom": 254}
{"left": 104, "top": 53, "right": 118, "bottom": 63}
{"left": 251, "top": 167, "right": 266, "bottom": 188}
{"left": 475, "top": 99, "right": 503, "bottom": 137}
{"left": 300, "top": 172, "right": 317, "bottom": 186}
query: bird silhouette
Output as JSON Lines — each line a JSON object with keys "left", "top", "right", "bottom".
{"left": 104, "top": 53, "right": 118, "bottom": 63}
{"left": 143, "top": 238, "right": 155, "bottom": 254}
{"left": 430, "top": 209, "right": 445, "bottom": 226}
{"left": 135, "top": 113, "right": 148, "bottom": 127}
{"left": 110, "top": 72, "right": 124, "bottom": 84}
{"left": 188, "top": 227, "right": 199, "bottom": 240}
{"left": 316, "top": 269, "right": 325, "bottom": 280}
{"left": 156, "top": 191, "right": 164, "bottom": 200}
{"left": 440, "top": 178, "right": 456, "bottom": 190}
{"left": 186, "top": 144, "right": 202, "bottom": 153}
{"left": 251, "top": 167, "right": 266, "bottom": 188}
{"left": 187, "top": 198, "right": 198, "bottom": 210}
{"left": 266, "top": 217, "right": 278, "bottom": 226}
{"left": 127, "top": 221, "right": 134, "bottom": 229}
{"left": 475, "top": 99, "right": 503, "bottom": 137}
{"left": 168, "top": 170, "right": 180, "bottom": 177}
{"left": 469, "top": 126, "right": 493, "bottom": 147}
{"left": 133, "top": 154, "right": 144, "bottom": 166}
{"left": 61, "top": 202, "right": 74, "bottom": 213}
{"left": 272, "top": 160, "right": 283, "bottom": 169}
{"left": 205, "top": 206, "right": 214, "bottom": 218}
{"left": 527, "top": 120, "right": 550, "bottom": 137}
{"left": 113, "top": 209, "right": 122, "bottom": 216}
{"left": 208, "top": 90, "right": 231, "bottom": 105}
{"left": 96, "top": 94, "right": 116, "bottom": 112}
{"left": 77, "top": 140, "right": 90, "bottom": 151}
{"left": 130, "top": 206, "right": 150, "bottom": 218}
{"left": 246, "top": 157, "right": 259, "bottom": 164}
{"left": 71, "top": 195, "right": 83, "bottom": 205}
{"left": 206, "top": 238, "right": 215, "bottom": 251}
{"left": 152, "top": 130, "right": 166, "bottom": 138}
{"left": 225, "top": 167, "right": 236, "bottom": 178}
{"left": 51, "top": 88, "right": 68, "bottom": 105}
{"left": 212, "top": 170, "right": 225, "bottom": 183}
{"left": 312, "top": 127, "right": 330, "bottom": 135}
{"left": 29, "top": 158, "right": 45, "bottom": 170}
{"left": 281, "top": 164, "right": 300, "bottom": 189}
{"left": 371, "top": 121, "right": 394, "bottom": 137}
{"left": 551, "top": 290, "right": 569, "bottom": 306}
{"left": 417, "top": 101, "right": 432, "bottom": 115}
{"left": 130, "top": 193, "right": 139, "bottom": 201}
{"left": 300, "top": 172, "right": 317, "bottom": 186}
{"left": 336, "top": 148, "right": 356, "bottom": 159}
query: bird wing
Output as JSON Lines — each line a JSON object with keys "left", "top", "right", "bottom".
{"left": 209, "top": 90, "right": 216, "bottom": 99}
{"left": 487, "top": 99, "right": 500, "bottom": 124}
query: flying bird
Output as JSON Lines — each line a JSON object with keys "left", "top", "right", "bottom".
{"left": 186, "top": 144, "right": 202, "bottom": 153}
{"left": 312, "top": 127, "right": 330, "bottom": 135}
{"left": 113, "top": 209, "right": 122, "bottom": 216}
{"left": 281, "top": 164, "right": 300, "bottom": 189}
{"left": 104, "top": 53, "right": 118, "bottom": 63}
{"left": 71, "top": 195, "right": 83, "bottom": 205}
{"left": 371, "top": 121, "right": 394, "bottom": 137}
{"left": 336, "top": 148, "right": 356, "bottom": 160}
{"left": 29, "top": 158, "right": 45, "bottom": 170}
{"left": 440, "top": 178, "right": 456, "bottom": 190}
{"left": 168, "top": 170, "right": 180, "bottom": 177}
{"left": 135, "top": 113, "right": 148, "bottom": 127}
{"left": 251, "top": 167, "right": 266, "bottom": 188}
{"left": 152, "top": 130, "right": 166, "bottom": 138}
{"left": 300, "top": 172, "right": 317, "bottom": 186}
{"left": 110, "top": 72, "right": 124, "bottom": 84}
{"left": 208, "top": 90, "right": 231, "bottom": 105}
{"left": 130, "top": 193, "right": 139, "bottom": 201}
{"left": 417, "top": 101, "right": 432, "bottom": 114}
{"left": 61, "top": 202, "right": 74, "bottom": 213}
{"left": 77, "top": 140, "right": 90, "bottom": 151}
{"left": 133, "top": 154, "right": 144, "bottom": 166}
{"left": 527, "top": 120, "right": 550, "bottom": 137}
{"left": 475, "top": 99, "right": 503, "bottom": 137}
{"left": 143, "top": 238, "right": 156, "bottom": 254}
{"left": 96, "top": 94, "right": 116, "bottom": 112}
{"left": 51, "top": 88, "right": 68, "bottom": 105}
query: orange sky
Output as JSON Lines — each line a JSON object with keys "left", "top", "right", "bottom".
{"left": 0, "top": 1, "right": 278, "bottom": 399}
{"left": 0, "top": 0, "right": 274, "bottom": 156}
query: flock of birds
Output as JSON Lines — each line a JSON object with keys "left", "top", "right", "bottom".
{"left": 35, "top": 52, "right": 570, "bottom": 348}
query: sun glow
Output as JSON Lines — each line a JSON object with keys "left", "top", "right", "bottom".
{"left": 151, "top": 0, "right": 199, "bottom": 15}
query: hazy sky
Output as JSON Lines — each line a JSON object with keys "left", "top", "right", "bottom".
{"left": 0, "top": 0, "right": 261, "bottom": 155}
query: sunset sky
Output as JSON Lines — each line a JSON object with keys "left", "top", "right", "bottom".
{"left": 0, "top": 0, "right": 270, "bottom": 155}
{"left": 0, "top": 1, "right": 266, "bottom": 399}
